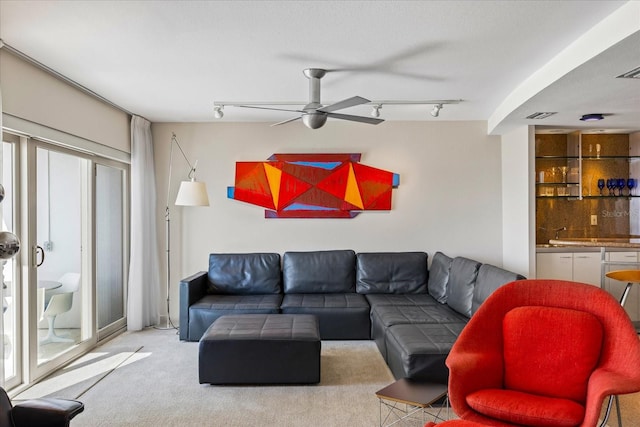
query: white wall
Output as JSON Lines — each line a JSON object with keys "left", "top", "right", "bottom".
{"left": 152, "top": 121, "right": 505, "bottom": 321}
{"left": 501, "top": 126, "right": 535, "bottom": 278}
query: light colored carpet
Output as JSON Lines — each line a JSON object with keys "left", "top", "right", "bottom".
{"left": 602, "top": 392, "right": 640, "bottom": 426}
{"left": 44, "top": 328, "right": 409, "bottom": 426}
{"left": 16, "top": 327, "right": 640, "bottom": 426}
{"left": 15, "top": 344, "right": 142, "bottom": 401}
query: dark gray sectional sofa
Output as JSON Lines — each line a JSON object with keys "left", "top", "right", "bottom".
{"left": 179, "top": 249, "right": 524, "bottom": 384}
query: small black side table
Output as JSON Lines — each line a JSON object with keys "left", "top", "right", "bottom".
{"left": 375, "top": 378, "right": 449, "bottom": 426}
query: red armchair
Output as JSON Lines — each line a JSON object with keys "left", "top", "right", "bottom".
{"left": 445, "top": 279, "right": 640, "bottom": 427}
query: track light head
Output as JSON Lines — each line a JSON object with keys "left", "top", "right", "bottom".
{"left": 213, "top": 105, "right": 224, "bottom": 119}
{"left": 430, "top": 104, "right": 443, "bottom": 118}
{"left": 371, "top": 104, "right": 382, "bottom": 118}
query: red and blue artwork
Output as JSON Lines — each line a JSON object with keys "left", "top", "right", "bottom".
{"left": 227, "top": 153, "right": 400, "bottom": 218}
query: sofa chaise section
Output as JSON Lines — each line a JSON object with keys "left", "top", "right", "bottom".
{"left": 355, "top": 251, "right": 431, "bottom": 355}
{"left": 179, "top": 253, "right": 283, "bottom": 341}
{"left": 380, "top": 256, "right": 525, "bottom": 383}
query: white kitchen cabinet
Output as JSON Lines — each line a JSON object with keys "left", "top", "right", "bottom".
{"left": 572, "top": 253, "right": 601, "bottom": 287}
{"left": 536, "top": 253, "right": 573, "bottom": 281}
{"left": 537, "top": 250, "right": 640, "bottom": 321}
{"left": 536, "top": 252, "right": 600, "bottom": 286}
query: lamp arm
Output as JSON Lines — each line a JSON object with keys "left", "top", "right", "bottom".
{"left": 166, "top": 133, "right": 199, "bottom": 212}
{"left": 171, "top": 133, "right": 197, "bottom": 176}
{"left": 163, "top": 132, "right": 196, "bottom": 329}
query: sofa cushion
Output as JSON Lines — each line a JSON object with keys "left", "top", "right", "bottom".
{"left": 356, "top": 252, "right": 428, "bottom": 294}
{"left": 187, "top": 294, "right": 283, "bottom": 341}
{"left": 471, "top": 264, "right": 525, "bottom": 315}
{"left": 280, "top": 293, "right": 370, "bottom": 339}
{"left": 207, "top": 253, "right": 281, "bottom": 295}
{"left": 283, "top": 250, "right": 356, "bottom": 294}
{"left": 372, "top": 304, "right": 469, "bottom": 327}
{"left": 446, "top": 257, "right": 481, "bottom": 317}
{"left": 385, "top": 323, "right": 465, "bottom": 383}
{"left": 365, "top": 294, "right": 439, "bottom": 309}
{"left": 428, "top": 252, "right": 452, "bottom": 304}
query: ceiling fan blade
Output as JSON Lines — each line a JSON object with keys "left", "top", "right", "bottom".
{"left": 236, "top": 105, "right": 304, "bottom": 113}
{"left": 317, "top": 96, "right": 370, "bottom": 113}
{"left": 271, "top": 116, "right": 302, "bottom": 127}
{"left": 326, "top": 112, "right": 384, "bottom": 125}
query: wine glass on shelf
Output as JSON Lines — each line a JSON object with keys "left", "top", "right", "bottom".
{"left": 617, "top": 178, "right": 626, "bottom": 196}
{"left": 606, "top": 179, "right": 613, "bottom": 195}
{"left": 559, "top": 166, "right": 568, "bottom": 183}
{"left": 597, "top": 179, "right": 605, "bottom": 196}
{"left": 628, "top": 178, "right": 637, "bottom": 196}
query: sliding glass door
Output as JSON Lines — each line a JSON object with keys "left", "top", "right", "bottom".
{"left": 96, "top": 163, "right": 127, "bottom": 337}
{"left": 32, "top": 145, "right": 92, "bottom": 373}
{"left": 0, "top": 132, "right": 130, "bottom": 387}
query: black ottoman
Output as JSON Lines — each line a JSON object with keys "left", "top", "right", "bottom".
{"left": 199, "top": 314, "right": 321, "bottom": 385}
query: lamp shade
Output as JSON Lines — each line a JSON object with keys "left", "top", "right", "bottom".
{"left": 175, "top": 180, "right": 209, "bottom": 206}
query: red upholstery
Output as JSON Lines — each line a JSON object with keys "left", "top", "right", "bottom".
{"left": 446, "top": 279, "right": 640, "bottom": 427}
{"left": 424, "top": 421, "right": 489, "bottom": 427}
{"left": 467, "top": 389, "right": 585, "bottom": 426}
{"left": 502, "top": 306, "right": 603, "bottom": 402}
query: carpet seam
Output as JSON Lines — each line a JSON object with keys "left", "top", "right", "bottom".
{"left": 74, "top": 345, "right": 144, "bottom": 400}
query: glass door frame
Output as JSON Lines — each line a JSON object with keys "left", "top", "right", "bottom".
{"left": 2, "top": 133, "right": 22, "bottom": 390}
{"left": 23, "top": 139, "right": 97, "bottom": 383}
{"left": 94, "top": 158, "right": 129, "bottom": 341}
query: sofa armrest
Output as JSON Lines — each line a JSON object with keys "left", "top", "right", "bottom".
{"left": 179, "top": 271, "right": 208, "bottom": 341}
{"left": 12, "top": 398, "right": 84, "bottom": 427}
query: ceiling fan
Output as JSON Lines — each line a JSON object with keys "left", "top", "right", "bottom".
{"left": 236, "top": 68, "right": 384, "bottom": 129}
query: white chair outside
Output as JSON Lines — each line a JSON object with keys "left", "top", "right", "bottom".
{"left": 41, "top": 272, "right": 80, "bottom": 345}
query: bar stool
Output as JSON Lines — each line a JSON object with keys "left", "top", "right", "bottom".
{"left": 603, "top": 269, "right": 640, "bottom": 427}
{"left": 605, "top": 270, "right": 640, "bottom": 307}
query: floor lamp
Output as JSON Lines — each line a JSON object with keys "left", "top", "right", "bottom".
{"left": 164, "top": 133, "right": 209, "bottom": 329}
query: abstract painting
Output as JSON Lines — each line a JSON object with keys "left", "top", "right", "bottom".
{"left": 227, "top": 153, "right": 400, "bottom": 218}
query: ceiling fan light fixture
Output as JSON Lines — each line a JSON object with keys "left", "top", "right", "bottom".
{"left": 580, "top": 113, "right": 604, "bottom": 122}
{"left": 213, "top": 105, "right": 224, "bottom": 119}
{"left": 371, "top": 104, "right": 382, "bottom": 118}
{"left": 430, "top": 103, "right": 443, "bottom": 118}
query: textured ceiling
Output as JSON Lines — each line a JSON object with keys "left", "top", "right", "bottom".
{"left": 1, "top": 0, "right": 638, "bottom": 134}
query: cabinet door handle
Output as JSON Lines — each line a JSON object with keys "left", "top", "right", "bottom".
{"left": 560, "top": 256, "right": 572, "bottom": 259}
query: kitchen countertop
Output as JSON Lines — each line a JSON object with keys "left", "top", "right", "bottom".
{"left": 548, "top": 238, "right": 640, "bottom": 249}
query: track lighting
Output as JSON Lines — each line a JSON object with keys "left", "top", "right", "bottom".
{"left": 212, "top": 99, "right": 463, "bottom": 122}
{"left": 213, "top": 105, "right": 224, "bottom": 119}
{"left": 430, "top": 104, "right": 443, "bottom": 118}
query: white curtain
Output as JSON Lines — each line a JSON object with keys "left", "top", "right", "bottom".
{"left": 127, "top": 116, "right": 160, "bottom": 330}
